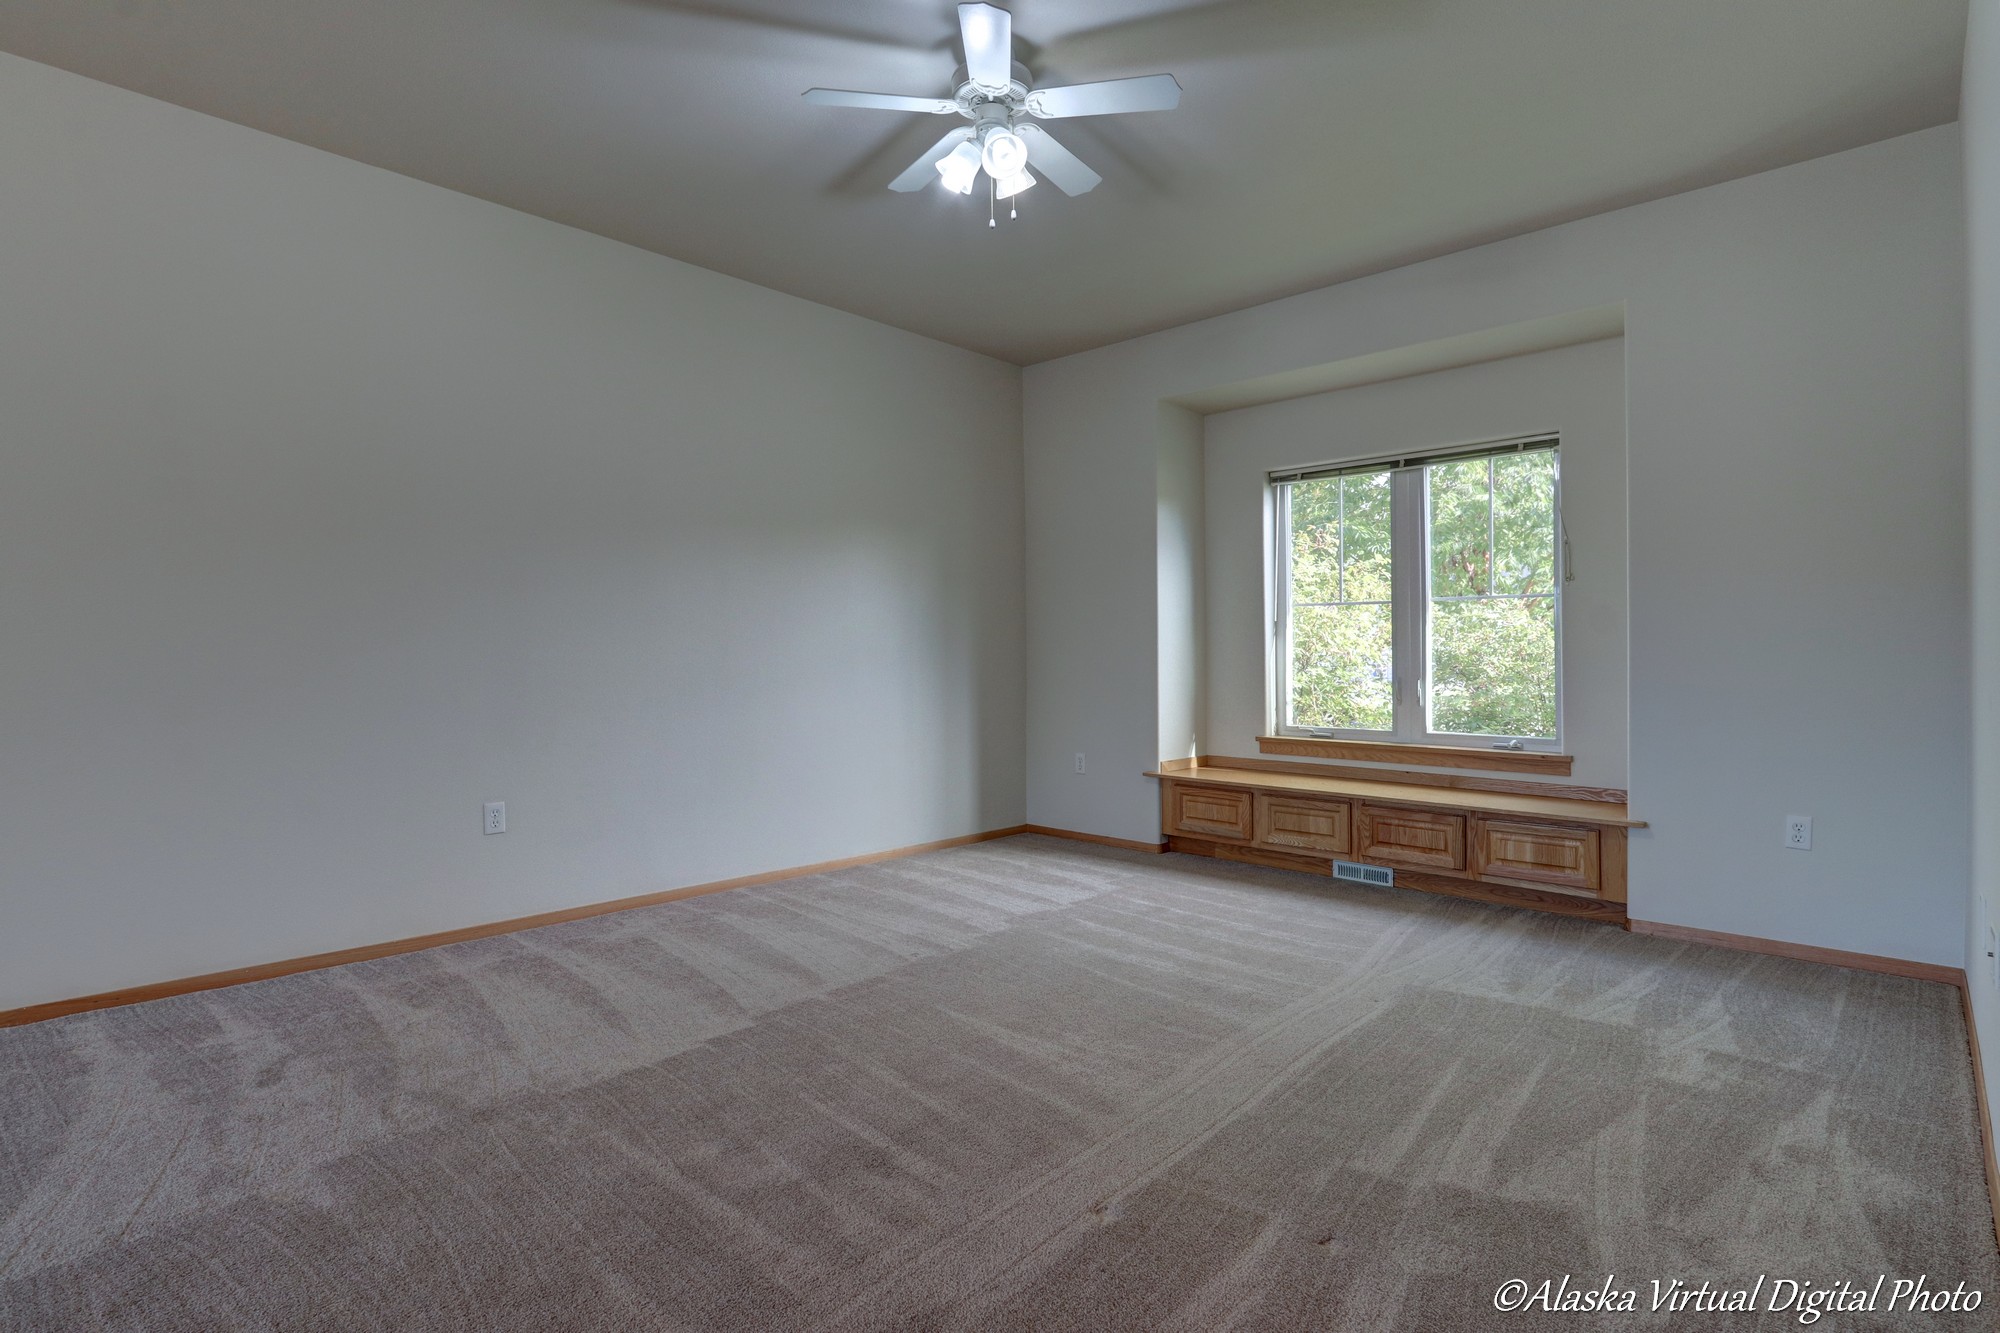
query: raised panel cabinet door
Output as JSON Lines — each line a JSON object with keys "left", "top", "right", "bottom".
{"left": 1255, "top": 795, "right": 1352, "bottom": 855}
{"left": 1472, "top": 818, "right": 1602, "bottom": 893}
{"left": 1358, "top": 804, "right": 1467, "bottom": 871}
{"left": 1167, "top": 783, "right": 1254, "bottom": 841}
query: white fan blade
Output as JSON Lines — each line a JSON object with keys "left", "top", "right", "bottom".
{"left": 958, "top": 3, "right": 1013, "bottom": 90}
{"left": 1017, "top": 124, "right": 1100, "bottom": 195}
{"left": 1025, "top": 73, "right": 1180, "bottom": 119}
{"left": 803, "top": 88, "right": 958, "bottom": 114}
{"left": 889, "top": 127, "right": 975, "bottom": 191}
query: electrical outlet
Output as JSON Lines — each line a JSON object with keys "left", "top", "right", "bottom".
{"left": 1074, "top": 753, "right": 1086, "bottom": 774}
{"left": 1784, "top": 815, "right": 1811, "bottom": 850}
{"left": 483, "top": 801, "right": 506, "bottom": 836}
{"left": 1988, "top": 924, "right": 1998, "bottom": 989}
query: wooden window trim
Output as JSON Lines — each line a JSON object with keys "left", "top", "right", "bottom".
{"left": 1204, "top": 753, "right": 1624, "bottom": 804}
{"left": 1144, "top": 766, "right": 1643, "bottom": 829}
{"left": 1258, "top": 734, "right": 1574, "bottom": 776}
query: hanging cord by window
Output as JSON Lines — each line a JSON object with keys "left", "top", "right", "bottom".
{"left": 1560, "top": 512, "right": 1574, "bottom": 583}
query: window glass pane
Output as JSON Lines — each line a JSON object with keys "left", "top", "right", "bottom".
{"left": 1286, "top": 471, "right": 1393, "bottom": 731}
{"left": 1427, "top": 457, "right": 1491, "bottom": 598}
{"left": 1491, "top": 451, "right": 1557, "bottom": 595}
{"left": 1425, "top": 448, "right": 1558, "bottom": 739}
{"left": 1290, "top": 604, "right": 1394, "bottom": 731}
{"left": 1428, "top": 598, "right": 1557, "bottom": 737}
{"left": 1340, "top": 471, "right": 1393, "bottom": 601}
{"left": 1286, "top": 477, "right": 1343, "bottom": 602}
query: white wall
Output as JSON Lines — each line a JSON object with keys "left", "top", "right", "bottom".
{"left": 1965, "top": 0, "right": 2000, "bottom": 1147}
{"left": 0, "top": 53, "right": 1025, "bottom": 1012}
{"left": 1026, "top": 125, "right": 1967, "bottom": 965}
{"left": 1203, "top": 339, "right": 1629, "bottom": 789}
{"left": 1156, "top": 404, "right": 1205, "bottom": 767}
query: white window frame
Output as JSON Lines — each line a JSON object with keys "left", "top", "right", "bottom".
{"left": 1270, "top": 438, "right": 1565, "bottom": 752}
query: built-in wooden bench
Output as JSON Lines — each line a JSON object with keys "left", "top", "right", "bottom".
{"left": 1145, "top": 761, "right": 1646, "bottom": 926}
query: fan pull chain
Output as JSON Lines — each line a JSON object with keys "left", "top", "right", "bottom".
{"left": 988, "top": 176, "right": 996, "bottom": 228}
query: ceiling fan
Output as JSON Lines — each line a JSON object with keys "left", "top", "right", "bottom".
{"left": 802, "top": 3, "right": 1180, "bottom": 216}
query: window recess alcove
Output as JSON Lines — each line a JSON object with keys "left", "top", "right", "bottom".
{"left": 1155, "top": 317, "right": 1632, "bottom": 923}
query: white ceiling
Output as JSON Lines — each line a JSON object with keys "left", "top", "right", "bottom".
{"left": 0, "top": 0, "right": 1966, "bottom": 363}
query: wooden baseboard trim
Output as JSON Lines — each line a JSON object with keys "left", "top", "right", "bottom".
{"left": 1628, "top": 920, "right": 1965, "bottom": 988}
{"left": 1023, "top": 825, "right": 1167, "bottom": 854}
{"left": 1960, "top": 988, "right": 2000, "bottom": 1253}
{"left": 0, "top": 825, "right": 1032, "bottom": 1029}
{"left": 1393, "top": 867, "right": 1628, "bottom": 925}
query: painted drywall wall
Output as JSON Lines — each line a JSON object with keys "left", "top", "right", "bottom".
{"left": 1202, "top": 339, "right": 1628, "bottom": 789}
{"left": 1965, "top": 0, "right": 2000, "bottom": 1148}
{"left": 1026, "top": 125, "right": 1966, "bottom": 965}
{"left": 0, "top": 53, "right": 1024, "bottom": 1012}
{"left": 1156, "top": 404, "right": 1205, "bottom": 769}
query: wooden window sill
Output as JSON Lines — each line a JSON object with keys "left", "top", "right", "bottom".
{"left": 1258, "top": 734, "right": 1574, "bottom": 776}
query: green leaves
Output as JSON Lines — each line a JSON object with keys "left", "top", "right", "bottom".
{"left": 1429, "top": 596, "right": 1556, "bottom": 738}
{"left": 1492, "top": 451, "right": 1557, "bottom": 595}
{"left": 1286, "top": 471, "right": 1394, "bottom": 730}
{"left": 1428, "top": 457, "right": 1489, "bottom": 598}
{"left": 1425, "top": 450, "right": 1558, "bottom": 739}
{"left": 1426, "top": 452, "right": 1555, "bottom": 599}
{"left": 1290, "top": 603, "right": 1393, "bottom": 730}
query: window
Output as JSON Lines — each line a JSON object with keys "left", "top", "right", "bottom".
{"left": 1274, "top": 439, "right": 1563, "bottom": 749}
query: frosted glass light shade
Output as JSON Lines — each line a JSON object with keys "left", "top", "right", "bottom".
{"left": 980, "top": 129, "right": 1028, "bottom": 179}
{"left": 936, "top": 141, "right": 982, "bottom": 194}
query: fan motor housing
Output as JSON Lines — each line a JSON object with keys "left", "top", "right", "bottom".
{"left": 969, "top": 103, "right": 1016, "bottom": 139}
{"left": 952, "top": 62, "right": 1033, "bottom": 119}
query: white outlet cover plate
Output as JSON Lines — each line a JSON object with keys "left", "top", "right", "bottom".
{"left": 484, "top": 801, "right": 506, "bottom": 835}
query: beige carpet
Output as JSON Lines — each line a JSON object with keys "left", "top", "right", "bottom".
{"left": 1, "top": 836, "right": 1993, "bottom": 1330}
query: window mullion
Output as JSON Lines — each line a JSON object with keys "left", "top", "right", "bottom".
{"left": 1273, "top": 484, "right": 1291, "bottom": 733}
{"left": 1336, "top": 478, "right": 1345, "bottom": 604}
{"left": 1391, "top": 469, "right": 1425, "bottom": 741}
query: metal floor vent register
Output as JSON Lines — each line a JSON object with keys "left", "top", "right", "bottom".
{"left": 1333, "top": 861, "right": 1395, "bottom": 888}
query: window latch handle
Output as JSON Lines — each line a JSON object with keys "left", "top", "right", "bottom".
{"left": 1491, "top": 739, "right": 1526, "bottom": 751}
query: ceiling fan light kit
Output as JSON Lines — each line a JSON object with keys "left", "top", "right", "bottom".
{"left": 802, "top": 3, "right": 1180, "bottom": 222}
{"left": 980, "top": 126, "right": 1029, "bottom": 180}
{"left": 995, "top": 169, "right": 1036, "bottom": 201}
{"left": 937, "top": 140, "right": 983, "bottom": 195}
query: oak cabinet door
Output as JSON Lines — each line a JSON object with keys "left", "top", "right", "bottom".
{"left": 1166, "top": 784, "right": 1254, "bottom": 841}
{"left": 1357, "top": 804, "right": 1467, "bottom": 871}
{"left": 1472, "top": 818, "right": 1602, "bottom": 893}
{"left": 1255, "top": 795, "right": 1352, "bottom": 855}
